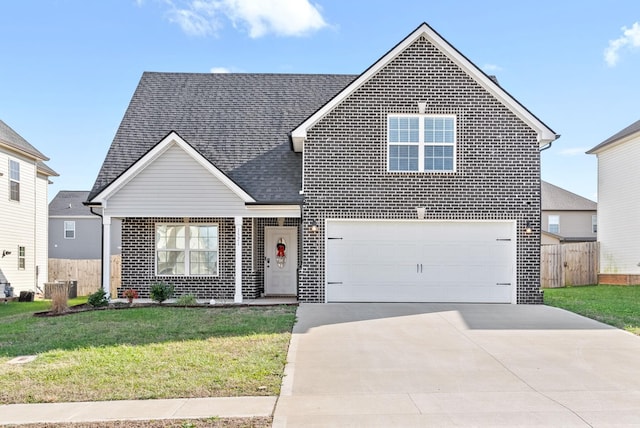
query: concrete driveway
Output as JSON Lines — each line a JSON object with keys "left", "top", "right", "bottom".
{"left": 273, "top": 303, "right": 640, "bottom": 427}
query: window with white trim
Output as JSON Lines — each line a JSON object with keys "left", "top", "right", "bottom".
{"left": 18, "top": 246, "right": 25, "bottom": 270}
{"left": 64, "top": 221, "right": 76, "bottom": 239}
{"left": 388, "top": 114, "right": 456, "bottom": 172}
{"left": 592, "top": 215, "right": 597, "bottom": 233}
{"left": 9, "top": 159, "right": 20, "bottom": 201}
{"left": 548, "top": 215, "right": 560, "bottom": 234}
{"left": 156, "top": 223, "right": 219, "bottom": 276}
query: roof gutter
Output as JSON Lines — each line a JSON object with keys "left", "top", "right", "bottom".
{"left": 540, "top": 134, "right": 561, "bottom": 152}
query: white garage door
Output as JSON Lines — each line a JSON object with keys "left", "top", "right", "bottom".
{"left": 325, "top": 220, "right": 516, "bottom": 303}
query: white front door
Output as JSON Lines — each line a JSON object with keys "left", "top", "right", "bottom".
{"left": 265, "top": 226, "right": 298, "bottom": 296}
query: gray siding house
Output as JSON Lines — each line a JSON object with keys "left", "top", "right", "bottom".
{"left": 87, "top": 23, "right": 557, "bottom": 303}
{"left": 541, "top": 181, "right": 597, "bottom": 245}
{"left": 49, "top": 191, "right": 121, "bottom": 259}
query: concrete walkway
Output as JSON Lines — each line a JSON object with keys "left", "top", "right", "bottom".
{"left": 273, "top": 303, "right": 640, "bottom": 427}
{"left": 0, "top": 397, "right": 276, "bottom": 424}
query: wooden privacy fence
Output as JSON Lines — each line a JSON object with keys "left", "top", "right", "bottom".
{"left": 541, "top": 242, "right": 599, "bottom": 288}
{"left": 48, "top": 256, "right": 121, "bottom": 297}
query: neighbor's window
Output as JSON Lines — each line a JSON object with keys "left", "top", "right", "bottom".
{"left": 388, "top": 114, "right": 456, "bottom": 172}
{"left": 18, "top": 246, "right": 25, "bottom": 270}
{"left": 592, "top": 215, "right": 597, "bottom": 233}
{"left": 156, "top": 223, "right": 218, "bottom": 276}
{"left": 548, "top": 215, "right": 560, "bottom": 234}
{"left": 64, "top": 221, "right": 76, "bottom": 239}
{"left": 9, "top": 159, "right": 20, "bottom": 201}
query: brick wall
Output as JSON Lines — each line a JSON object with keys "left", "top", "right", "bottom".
{"left": 300, "top": 36, "right": 543, "bottom": 304}
{"left": 120, "top": 217, "right": 260, "bottom": 300}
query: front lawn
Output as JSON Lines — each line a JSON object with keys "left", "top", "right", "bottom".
{"left": 544, "top": 285, "right": 640, "bottom": 335}
{"left": 0, "top": 302, "right": 297, "bottom": 404}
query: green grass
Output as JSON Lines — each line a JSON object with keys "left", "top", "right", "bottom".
{"left": 544, "top": 285, "right": 640, "bottom": 335}
{"left": 0, "top": 301, "right": 297, "bottom": 404}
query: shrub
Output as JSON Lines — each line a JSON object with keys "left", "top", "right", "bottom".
{"left": 88, "top": 288, "right": 109, "bottom": 307}
{"left": 150, "top": 282, "right": 174, "bottom": 303}
{"left": 175, "top": 293, "right": 197, "bottom": 306}
{"left": 122, "top": 289, "right": 138, "bottom": 300}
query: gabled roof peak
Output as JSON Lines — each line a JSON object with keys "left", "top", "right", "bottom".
{"left": 291, "top": 22, "right": 557, "bottom": 152}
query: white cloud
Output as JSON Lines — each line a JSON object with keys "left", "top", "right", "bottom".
{"left": 210, "top": 66, "right": 231, "bottom": 73}
{"left": 559, "top": 147, "right": 589, "bottom": 156}
{"left": 159, "top": 0, "right": 327, "bottom": 38}
{"left": 482, "top": 64, "right": 502, "bottom": 72}
{"left": 604, "top": 22, "right": 640, "bottom": 67}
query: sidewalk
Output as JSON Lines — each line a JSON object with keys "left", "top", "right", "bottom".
{"left": 0, "top": 397, "right": 276, "bottom": 425}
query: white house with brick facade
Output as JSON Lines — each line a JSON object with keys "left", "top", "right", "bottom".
{"left": 87, "top": 23, "right": 557, "bottom": 304}
{"left": 587, "top": 119, "right": 640, "bottom": 285}
{"left": 0, "top": 119, "right": 57, "bottom": 297}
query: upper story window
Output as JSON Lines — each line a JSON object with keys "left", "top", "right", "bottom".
{"left": 548, "top": 215, "right": 560, "bottom": 234}
{"left": 9, "top": 159, "right": 20, "bottom": 201}
{"left": 388, "top": 114, "right": 456, "bottom": 172}
{"left": 156, "top": 223, "right": 219, "bottom": 276}
{"left": 592, "top": 215, "right": 597, "bottom": 233}
{"left": 64, "top": 221, "right": 76, "bottom": 239}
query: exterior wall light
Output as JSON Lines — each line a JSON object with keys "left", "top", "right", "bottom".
{"left": 1, "top": 250, "right": 11, "bottom": 257}
{"left": 525, "top": 221, "right": 532, "bottom": 234}
{"left": 310, "top": 220, "right": 319, "bottom": 233}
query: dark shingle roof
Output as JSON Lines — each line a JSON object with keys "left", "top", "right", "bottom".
{"left": 0, "top": 119, "right": 49, "bottom": 160}
{"left": 587, "top": 118, "right": 640, "bottom": 154}
{"left": 49, "top": 191, "right": 92, "bottom": 216}
{"left": 88, "top": 72, "right": 357, "bottom": 202}
{"left": 541, "top": 181, "right": 596, "bottom": 211}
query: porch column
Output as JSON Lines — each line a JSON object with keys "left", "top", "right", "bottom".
{"left": 102, "top": 215, "right": 111, "bottom": 298}
{"left": 234, "top": 216, "right": 243, "bottom": 303}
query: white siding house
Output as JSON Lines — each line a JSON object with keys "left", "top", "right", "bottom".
{"left": 587, "top": 119, "right": 640, "bottom": 284}
{"left": 0, "top": 120, "right": 57, "bottom": 296}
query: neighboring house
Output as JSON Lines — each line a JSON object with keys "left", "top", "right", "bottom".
{"left": 0, "top": 119, "right": 58, "bottom": 295}
{"left": 587, "top": 119, "right": 640, "bottom": 285}
{"left": 87, "top": 23, "right": 557, "bottom": 304}
{"left": 49, "top": 190, "right": 121, "bottom": 259}
{"left": 541, "top": 181, "right": 597, "bottom": 245}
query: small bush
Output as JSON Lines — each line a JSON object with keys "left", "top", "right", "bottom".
{"left": 150, "top": 282, "right": 174, "bottom": 303}
{"left": 175, "top": 294, "right": 198, "bottom": 306}
{"left": 87, "top": 288, "right": 109, "bottom": 307}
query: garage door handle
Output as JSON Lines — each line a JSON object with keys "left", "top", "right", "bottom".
{"left": 417, "top": 264, "right": 423, "bottom": 273}
{"left": 496, "top": 238, "right": 511, "bottom": 241}
{"left": 327, "top": 282, "right": 343, "bottom": 285}
{"left": 496, "top": 283, "right": 511, "bottom": 286}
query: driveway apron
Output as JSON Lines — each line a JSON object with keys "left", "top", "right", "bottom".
{"left": 273, "top": 303, "right": 640, "bottom": 427}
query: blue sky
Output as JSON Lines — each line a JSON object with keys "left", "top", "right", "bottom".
{"left": 2, "top": 0, "right": 640, "bottom": 202}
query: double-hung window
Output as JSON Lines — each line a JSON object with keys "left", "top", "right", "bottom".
{"left": 17, "top": 246, "right": 25, "bottom": 270}
{"left": 156, "top": 223, "right": 219, "bottom": 276}
{"left": 548, "top": 215, "right": 560, "bottom": 234}
{"left": 64, "top": 221, "right": 76, "bottom": 239}
{"left": 9, "top": 160, "right": 20, "bottom": 201}
{"left": 388, "top": 114, "right": 456, "bottom": 172}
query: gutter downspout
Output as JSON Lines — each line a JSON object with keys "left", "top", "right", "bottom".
{"left": 87, "top": 205, "right": 104, "bottom": 291}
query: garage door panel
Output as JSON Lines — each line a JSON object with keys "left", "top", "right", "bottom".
{"left": 326, "top": 220, "right": 516, "bottom": 303}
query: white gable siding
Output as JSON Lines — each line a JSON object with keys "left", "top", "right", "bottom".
{"left": 105, "top": 143, "right": 247, "bottom": 217}
{"left": 597, "top": 138, "right": 640, "bottom": 274}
